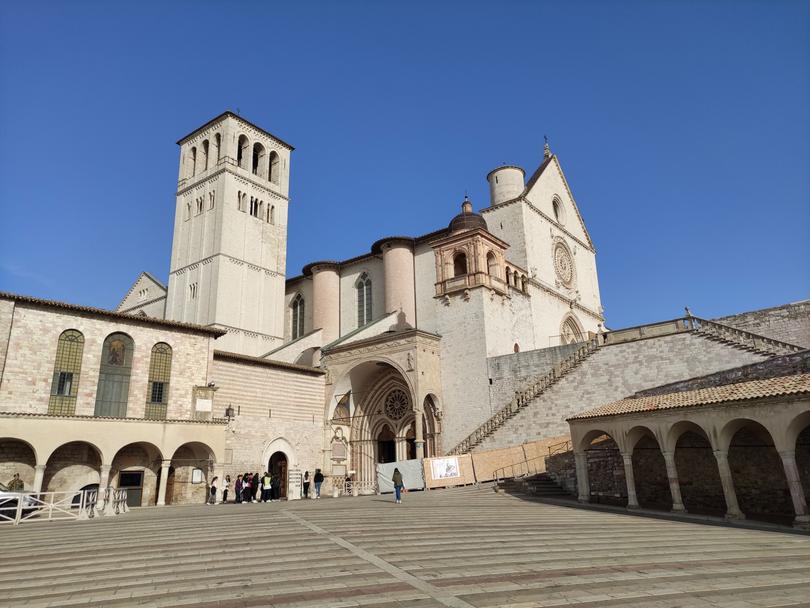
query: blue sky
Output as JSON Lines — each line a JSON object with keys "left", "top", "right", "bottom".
{"left": 1, "top": 0, "right": 808, "bottom": 328}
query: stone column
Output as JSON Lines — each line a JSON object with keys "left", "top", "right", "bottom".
{"left": 157, "top": 459, "right": 172, "bottom": 506}
{"left": 395, "top": 438, "right": 406, "bottom": 462}
{"left": 574, "top": 451, "right": 590, "bottom": 503}
{"left": 621, "top": 453, "right": 639, "bottom": 509}
{"left": 415, "top": 414, "right": 425, "bottom": 460}
{"left": 713, "top": 450, "right": 744, "bottom": 520}
{"left": 99, "top": 464, "right": 112, "bottom": 490}
{"left": 779, "top": 450, "right": 810, "bottom": 529}
{"left": 661, "top": 451, "right": 686, "bottom": 512}
{"left": 32, "top": 464, "right": 46, "bottom": 493}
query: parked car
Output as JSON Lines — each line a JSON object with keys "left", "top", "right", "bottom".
{"left": 0, "top": 482, "right": 37, "bottom": 521}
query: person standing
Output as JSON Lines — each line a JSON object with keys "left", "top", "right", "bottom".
{"left": 235, "top": 474, "right": 243, "bottom": 504}
{"left": 251, "top": 472, "right": 260, "bottom": 503}
{"left": 313, "top": 469, "right": 324, "bottom": 499}
{"left": 262, "top": 472, "right": 272, "bottom": 502}
{"left": 208, "top": 476, "right": 218, "bottom": 505}
{"left": 392, "top": 468, "right": 404, "bottom": 504}
{"left": 303, "top": 471, "right": 310, "bottom": 499}
{"left": 7, "top": 473, "right": 24, "bottom": 492}
{"left": 242, "top": 473, "right": 252, "bottom": 504}
{"left": 222, "top": 475, "right": 231, "bottom": 504}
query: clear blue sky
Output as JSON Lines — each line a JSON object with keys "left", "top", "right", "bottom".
{"left": 1, "top": 1, "right": 808, "bottom": 328}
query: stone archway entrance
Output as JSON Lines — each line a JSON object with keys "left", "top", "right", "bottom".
{"left": 269, "top": 451, "right": 288, "bottom": 500}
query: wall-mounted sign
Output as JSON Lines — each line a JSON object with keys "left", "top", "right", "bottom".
{"left": 196, "top": 398, "right": 212, "bottom": 412}
{"left": 191, "top": 468, "right": 204, "bottom": 484}
{"left": 431, "top": 457, "right": 460, "bottom": 480}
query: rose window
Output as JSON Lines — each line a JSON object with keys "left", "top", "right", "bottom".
{"left": 553, "top": 243, "right": 574, "bottom": 287}
{"left": 384, "top": 389, "right": 409, "bottom": 420}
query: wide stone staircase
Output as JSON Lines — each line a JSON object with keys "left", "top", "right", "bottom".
{"left": 497, "top": 472, "right": 573, "bottom": 500}
{"left": 448, "top": 316, "right": 804, "bottom": 456}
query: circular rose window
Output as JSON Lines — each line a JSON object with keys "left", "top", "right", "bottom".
{"left": 384, "top": 389, "right": 409, "bottom": 420}
{"left": 553, "top": 242, "right": 574, "bottom": 287}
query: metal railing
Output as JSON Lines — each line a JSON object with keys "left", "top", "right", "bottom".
{"left": 0, "top": 488, "right": 128, "bottom": 526}
{"left": 547, "top": 439, "right": 572, "bottom": 456}
{"left": 493, "top": 455, "right": 546, "bottom": 485}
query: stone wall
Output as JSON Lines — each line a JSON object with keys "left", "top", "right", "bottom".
{"left": 0, "top": 439, "right": 36, "bottom": 490}
{"left": 715, "top": 300, "right": 810, "bottom": 348}
{"left": 487, "top": 343, "right": 582, "bottom": 410}
{"left": 0, "top": 299, "right": 214, "bottom": 419}
{"left": 477, "top": 331, "right": 768, "bottom": 450}
{"left": 545, "top": 451, "right": 576, "bottom": 494}
{"left": 636, "top": 350, "right": 810, "bottom": 397}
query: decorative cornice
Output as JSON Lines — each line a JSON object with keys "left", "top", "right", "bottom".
{"left": 213, "top": 350, "right": 325, "bottom": 376}
{"left": 169, "top": 253, "right": 284, "bottom": 278}
{"left": 0, "top": 411, "right": 228, "bottom": 425}
{"left": 176, "top": 110, "right": 294, "bottom": 150}
{"left": 322, "top": 329, "right": 441, "bottom": 357}
{"left": 177, "top": 165, "right": 288, "bottom": 201}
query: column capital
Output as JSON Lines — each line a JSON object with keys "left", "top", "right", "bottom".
{"left": 712, "top": 449, "right": 729, "bottom": 460}
{"left": 160, "top": 459, "right": 172, "bottom": 468}
{"left": 778, "top": 450, "right": 796, "bottom": 460}
{"left": 100, "top": 463, "right": 112, "bottom": 472}
{"left": 34, "top": 464, "right": 46, "bottom": 471}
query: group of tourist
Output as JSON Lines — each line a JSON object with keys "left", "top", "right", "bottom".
{"left": 206, "top": 469, "right": 325, "bottom": 504}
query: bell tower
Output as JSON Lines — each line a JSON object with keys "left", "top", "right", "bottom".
{"left": 165, "top": 112, "right": 293, "bottom": 356}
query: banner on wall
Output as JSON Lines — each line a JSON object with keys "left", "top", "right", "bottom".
{"left": 430, "top": 457, "right": 460, "bottom": 480}
{"left": 376, "top": 460, "right": 425, "bottom": 494}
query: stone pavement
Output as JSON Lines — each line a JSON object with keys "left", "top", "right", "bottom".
{"left": 2, "top": 485, "right": 810, "bottom": 608}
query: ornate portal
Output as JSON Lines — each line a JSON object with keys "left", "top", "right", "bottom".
{"left": 384, "top": 389, "right": 409, "bottom": 420}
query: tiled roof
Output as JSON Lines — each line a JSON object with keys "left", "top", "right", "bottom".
{"left": 568, "top": 373, "right": 810, "bottom": 421}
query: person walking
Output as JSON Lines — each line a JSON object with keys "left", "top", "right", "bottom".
{"left": 313, "top": 469, "right": 324, "bottom": 499}
{"left": 222, "top": 475, "right": 231, "bottom": 504}
{"left": 392, "top": 468, "right": 404, "bottom": 504}
{"left": 303, "top": 471, "right": 310, "bottom": 499}
{"left": 235, "top": 474, "right": 243, "bottom": 504}
{"left": 208, "top": 476, "right": 218, "bottom": 505}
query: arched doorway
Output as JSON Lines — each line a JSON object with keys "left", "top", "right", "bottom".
{"left": 167, "top": 442, "right": 214, "bottom": 505}
{"left": 630, "top": 432, "right": 672, "bottom": 510}
{"left": 0, "top": 438, "right": 37, "bottom": 491}
{"left": 377, "top": 425, "right": 396, "bottom": 464}
{"left": 583, "top": 432, "right": 625, "bottom": 506}
{"left": 268, "top": 451, "right": 288, "bottom": 500}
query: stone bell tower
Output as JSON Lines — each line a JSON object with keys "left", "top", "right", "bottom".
{"left": 165, "top": 112, "right": 293, "bottom": 356}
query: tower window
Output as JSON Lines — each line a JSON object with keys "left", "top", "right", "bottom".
{"left": 214, "top": 133, "right": 221, "bottom": 163}
{"left": 453, "top": 252, "right": 468, "bottom": 277}
{"left": 202, "top": 139, "right": 209, "bottom": 171}
{"left": 266, "top": 204, "right": 275, "bottom": 224}
{"left": 291, "top": 294, "right": 305, "bottom": 339}
{"left": 252, "top": 142, "right": 266, "bottom": 177}
{"left": 486, "top": 251, "right": 498, "bottom": 278}
{"left": 237, "top": 135, "right": 249, "bottom": 169}
{"left": 250, "top": 197, "right": 260, "bottom": 218}
{"left": 190, "top": 146, "right": 197, "bottom": 177}
{"left": 189, "top": 282, "right": 198, "bottom": 300}
{"left": 196, "top": 197, "right": 203, "bottom": 214}
{"left": 356, "top": 273, "right": 373, "bottom": 326}
{"left": 269, "top": 151, "right": 280, "bottom": 184}
{"left": 209, "top": 191, "right": 215, "bottom": 209}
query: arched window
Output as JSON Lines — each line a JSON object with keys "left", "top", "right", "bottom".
{"left": 237, "top": 135, "right": 249, "bottom": 169}
{"left": 266, "top": 205, "right": 275, "bottom": 224}
{"left": 356, "top": 272, "right": 372, "bottom": 326}
{"left": 453, "top": 252, "right": 468, "bottom": 277}
{"left": 249, "top": 197, "right": 260, "bottom": 218}
{"left": 94, "top": 333, "right": 134, "bottom": 417}
{"left": 190, "top": 146, "right": 197, "bottom": 177}
{"left": 561, "top": 317, "right": 584, "bottom": 345}
{"left": 269, "top": 151, "right": 280, "bottom": 184}
{"left": 145, "top": 343, "right": 172, "bottom": 420}
{"left": 201, "top": 139, "right": 209, "bottom": 171}
{"left": 521, "top": 275, "right": 528, "bottom": 293}
{"left": 213, "top": 133, "right": 221, "bottom": 162}
{"left": 252, "top": 142, "right": 266, "bottom": 177}
{"left": 552, "top": 196, "right": 565, "bottom": 225}
{"left": 506, "top": 267, "right": 512, "bottom": 285}
{"left": 48, "top": 330, "right": 84, "bottom": 415}
{"left": 486, "top": 251, "right": 498, "bottom": 277}
{"left": 291, "top": 294, "right": 305, "bottom": 340}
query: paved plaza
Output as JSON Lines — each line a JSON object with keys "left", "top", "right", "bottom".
{"left": 2, "top": 486, "right": 810, "bottom": 608}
